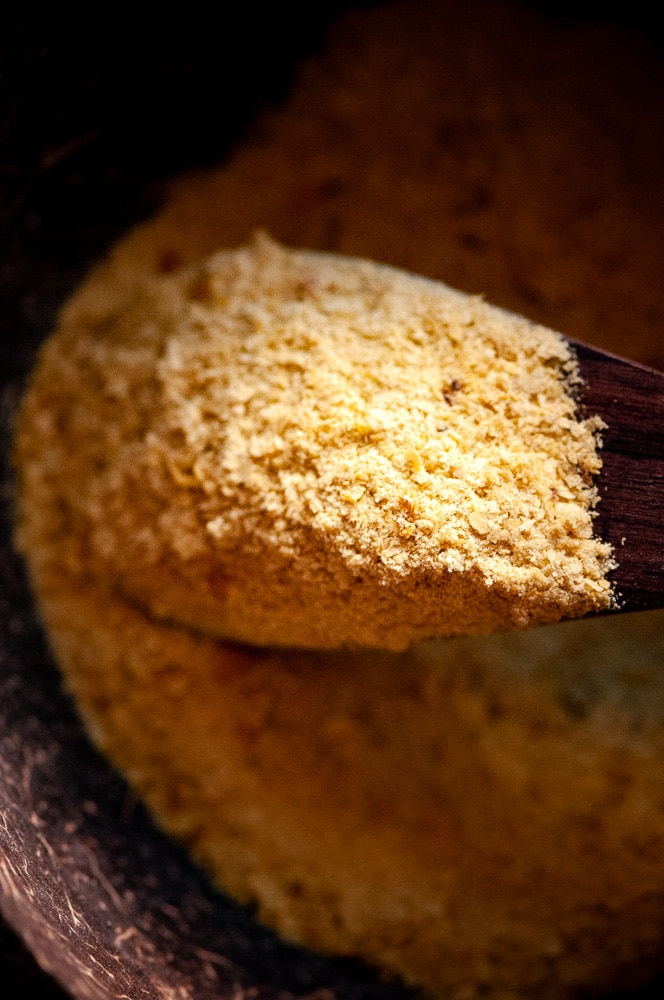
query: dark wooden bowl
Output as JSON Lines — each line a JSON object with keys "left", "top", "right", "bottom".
{"left": 1, "top": 4, "right": 663, "bottom": 997}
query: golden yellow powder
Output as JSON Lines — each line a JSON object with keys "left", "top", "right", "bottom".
{"left": 15, "top": 233, "right": 612, "bottom": 652}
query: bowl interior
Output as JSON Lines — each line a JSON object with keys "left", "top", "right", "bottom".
{"left": 2, "top": 4, "right": 664, "bottom": 998}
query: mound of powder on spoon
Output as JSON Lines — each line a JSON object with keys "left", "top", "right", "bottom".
{"left": 15, "top": 233, "right": 613, "bottom": 650}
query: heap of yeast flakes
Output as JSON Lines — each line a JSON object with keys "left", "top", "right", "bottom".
{"left": 16, "top": 234, "right": 613, "bottom": 649}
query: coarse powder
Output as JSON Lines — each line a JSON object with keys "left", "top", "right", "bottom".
{"left": 15, "top": 233, "right": 612, "bottom": 651}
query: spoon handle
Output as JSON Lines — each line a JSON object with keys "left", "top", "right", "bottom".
{"left": 573, "top": 341, "right": 664, "bottom": 614}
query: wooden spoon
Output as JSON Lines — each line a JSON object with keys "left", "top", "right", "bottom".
{"left": 572, "top": 341, "right": 664, "bottom": 614}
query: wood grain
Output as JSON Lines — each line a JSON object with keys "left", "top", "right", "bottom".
{"left": 573, "top": 341, "right": 664, "bottom": 613}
